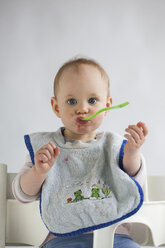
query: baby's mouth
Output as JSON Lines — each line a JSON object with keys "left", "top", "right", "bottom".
{"left": 76, "top": 117, "right": 89, "bottom": 125}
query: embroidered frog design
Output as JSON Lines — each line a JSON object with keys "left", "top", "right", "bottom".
{"left": 66, "top": 181, "right": 111, "bottom": 203}
{"left": 73, "top": 189, "right": 85, "bottom": 202}
{"left": 91, "top": 188, "right": 100, "bottom": 198}
{"left": 92, "top": 184, "right": 111, "bottom": 198}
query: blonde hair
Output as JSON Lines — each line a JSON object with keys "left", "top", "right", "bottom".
{"left": 53, "top": 57, "right": 110, "bottom": 97}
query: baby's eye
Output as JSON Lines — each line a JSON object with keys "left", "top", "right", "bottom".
{"left": 88, "top": 98, "right": 97, "bottom": 104}
{"left": 67, "top": 98, "right": 77, "bottom": 105}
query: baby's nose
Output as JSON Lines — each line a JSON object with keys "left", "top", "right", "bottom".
{"left": 76, "top": 104, "right": 89, "bottom": 114}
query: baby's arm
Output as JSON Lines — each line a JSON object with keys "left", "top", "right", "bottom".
{"left": 123, "top": 122, "right": 148, "bottom": 177}
{"left": 12, "top": 155, "right": 39, "bottom": 203}
{"left": 20, "top": 142, "right": 60, "bottom": 196}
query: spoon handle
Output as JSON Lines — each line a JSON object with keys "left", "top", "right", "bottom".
{"left": 82, "top": 101, "right": 130, "bottom": 121}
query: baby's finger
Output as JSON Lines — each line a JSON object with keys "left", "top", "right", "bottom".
{"left": 38, "top": 153, "right": 49, "bottom": 163}
{"left": 47, "top": 142, "right": 60, "bottom": 158}
{"left": 127, "top": 125, "right": 144, "bottom": 140}
{"left": 54, "top": 146, "right": 60, "bottom": 158}
{"left": 125, "top": 127, "right": 143, "bottom": 143}
{"left": 38, "top": 147, "right": 52, "bottom": 161}
{"left": 38, "top": 142, "right": 56, "bottom": 159}
{"left": 46, "top": 142, "right": 56, "bottom": 157}
{"left": 137, "top": 122, "right": 148, "bottom": 137}
{"left": 124, "top": 134, "right": 136, "bottom": 145}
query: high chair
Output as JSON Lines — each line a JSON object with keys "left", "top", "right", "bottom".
{"left": 0, "top": 163, "right": 165, "bottom": 248}
{"left": 93, "top": 175, "right": 165, "bottom": 248}
{"left": 0, "top": 164, "right": 49, "bottom": 247}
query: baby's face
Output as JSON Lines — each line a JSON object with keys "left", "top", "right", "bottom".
{"left": 52, "top": 64, "right": 112, "bottom": 141}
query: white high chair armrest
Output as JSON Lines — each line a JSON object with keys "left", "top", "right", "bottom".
{"left": 0, "top": 164, "right": 7, "bottom": 248}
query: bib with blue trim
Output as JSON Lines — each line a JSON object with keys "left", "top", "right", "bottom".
{"left": 24, "top": 128, "right": 143, "bottom": 237}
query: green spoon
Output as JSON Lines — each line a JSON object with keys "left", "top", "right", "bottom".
{"left": 81, "top": 101, "right": 130, "bottom": 121}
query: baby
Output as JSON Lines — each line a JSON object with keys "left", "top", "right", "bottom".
{"left": 13, "top": 57, "right": 148, "bottom": 248}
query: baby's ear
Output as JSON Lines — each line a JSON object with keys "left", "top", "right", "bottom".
{"left": 51, "top": 97, "right": 61, "bottom": 118}
{"left": 106, "top": 96, "right": 112, "bottom": 108}
{"left": 105, "top": 96, "right": 112, "bottom": 116}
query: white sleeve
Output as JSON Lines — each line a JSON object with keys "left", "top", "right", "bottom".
{"left": 133, "top": 153, "right": 147, "bottom": 188}
{"left": 12, "top": 155, "right": 40, "bottom": 203}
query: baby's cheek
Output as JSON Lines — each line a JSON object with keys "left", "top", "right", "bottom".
{"left": 97, "top": 113, "right": 105, "bottom": 121}
{"left": 62, "top": 112, "right": 74, "bottom": 125}
{"left": 94, "top": 114, "right": 104, "bottom": 125}
{"left": 64, "top": 111, "right": 73, "bottom": 119}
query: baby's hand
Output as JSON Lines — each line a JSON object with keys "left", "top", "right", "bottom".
{"left": 124, "top": 122, "right": 148, "bottom": 152}
{"left": 34, "top": 142, "right": 60, "bottom": 175}
{"left": 123, "top": 122, "right": 148, "bottom": 176}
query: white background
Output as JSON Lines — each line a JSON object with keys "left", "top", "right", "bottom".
{"left": 0, "top": 0, "right": 165, "bottom": 178}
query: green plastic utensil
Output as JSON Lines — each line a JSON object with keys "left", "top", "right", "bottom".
{"left": 81, "top": 101, "right": 130, "bottom": 121}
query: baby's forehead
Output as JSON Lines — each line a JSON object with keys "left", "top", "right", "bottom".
{"left": 59, "top": 64, "right": 104, "bottom": 82}
{"left": 54, "top": 62, "right": 110, "bottom": 97}
{"left": 62, "top": 63, "right": 99, "bottom": 75}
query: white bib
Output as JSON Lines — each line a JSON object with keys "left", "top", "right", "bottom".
{"left": 24, "top": 128, "right": 143, "bottom": 237}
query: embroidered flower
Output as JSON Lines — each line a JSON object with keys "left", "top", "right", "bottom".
{"left": 67, "top": 198, "right": 72, "bottom": 203}
{"left": 65, "top": 157, "right": 69, "bottom": 162}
